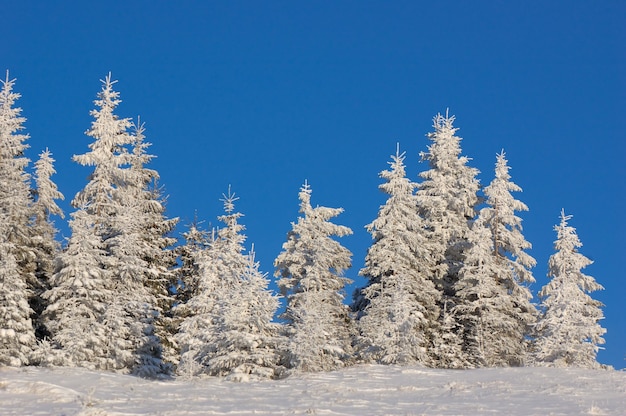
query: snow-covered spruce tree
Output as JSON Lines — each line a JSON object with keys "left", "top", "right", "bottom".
{"left": 43, "top": 74, "right": 134, "bottom": 370}
{"left": 105, "top": 119, "right": 178, "bottom": 376}
{"left": 0, "top": 72, "right": 37, "bottom": 365}
{"left": 354, "top": 146, "right": 441, "bottom": 365}
{"left": 210, "top": 248, "right": 283, "bottom": 381}
{"left": 416, "top": 112, "right": 481, "bottom": 367}
{"left": 275, "top": 182, "right": 354, "bottom": 372}
{"left": 534, "top": 210, "right": 606, "bottom": 368}
{"left": 30, "top": 149, "right": 64, "bottom": 341}
{"left": 454, "top": 151, "right": 536, "bottom": 367}
{"left": 45, "top": 75, "right": 171, "bottom": 374}
{"left": 177, "top": 190, "right": 282, "bottom": 380}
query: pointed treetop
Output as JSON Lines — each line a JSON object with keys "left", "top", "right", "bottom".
{"left": 433, "top": 109, "right": 456, "bottom": 132}
{"left": 221, "top": 185, "right": 239, "bottom": 214}
{"left": 4, "top": 69, "right": 13, "bottom": 85}
{"left": 298, "top": 180, "right": 313, "bottom": 215}
{"left": 560, "top": 209, "right": 573, "bottom": 226}
{"left": 101, "top": 72, "right": 118, "bottom": 88}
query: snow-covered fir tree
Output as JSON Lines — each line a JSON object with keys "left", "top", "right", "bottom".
{"left": 416, "top": 112, "right": 481, "bottom": 367}
{"left": 210, "top": 248, "right": 283, "bottom": 381}
{"left": 275, "top": 182, "right": 354, "bottom": 372}
{"left": 454, "top": 151, "right": 536, "bottom": 367}
{"left": 0, "top": 72, "right": 37, "bottom": 365}
{"left": 177, "top": 190, "right": 282, "bottom": 379}
{"left": 534, "top": 210, "right": 606, "bottom": 368}
{"left": 354, "top": 146, "right": 440, "bottom": 365}
{"left": 105, "top": 119, "right": 178, "bottom": 376}
{"left": 44, "top": 75, "right": 172, "bottom": 375}
{"left": 43, "top": 75, "right": 134, "bottom": 370}
{"left": 30, "top": 149, "right": 64, "bottom": 340}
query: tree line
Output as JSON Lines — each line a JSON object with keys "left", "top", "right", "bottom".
{"left": 0, "top": 73, "right": 607, "bottom": 380}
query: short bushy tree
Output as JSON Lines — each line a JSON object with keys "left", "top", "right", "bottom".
{"left": 275, "top": 182, "right": 354, "bottom": 372}
{"left": 534, "top": 210, "right": 606, "bottom": 368}
{"left": 177, "top": 190, "right": 282, "bottom": 380}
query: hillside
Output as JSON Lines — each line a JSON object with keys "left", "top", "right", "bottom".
{"left": 1, "top": 365, "right": 625, "bottom": 415}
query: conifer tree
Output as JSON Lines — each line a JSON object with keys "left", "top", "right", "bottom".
{"left": 209, "top": 249, "right": 283, "bottom": 381}
{"left": 0, "top": 72, "right": 37, "bottom": 365}
{"left": 106, "top": 119, "right": 178, "bottom": 376}
{"left": 44, "top": 75, "right": 173, "bottom": 375}
{"left": 177, "top": 190, "right": 282, "bottom": 379}
{"left": 30, "top": 149, "right": 64, "bottom": 340}
{"left": 355, "top": 146, "right": 440, "bottom": 365}
{"left": 534, "top": 211, "right": 606, "bottom": 368}
{"left": 416, "top": 111, "right": 481, "bottom": 295}
{"left": 454, "top": 151, "right": 536, "bottom": 367}
{"left": 416, "top": 112, "right": 481, "bottom": 367}
{"left": 275, "top": 182, "right": 354, "bottom": 372}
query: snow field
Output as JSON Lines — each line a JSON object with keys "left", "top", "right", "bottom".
{"left": 1, "top": 365, "right": 625, "bottom": 415}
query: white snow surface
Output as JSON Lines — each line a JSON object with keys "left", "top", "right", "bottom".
{"left": 1, "top": 365, "right": 625, "bottom": 415}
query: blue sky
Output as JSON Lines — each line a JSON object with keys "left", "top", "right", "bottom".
{"left": 3, "top": 1, "right": 624, "bottom": 368}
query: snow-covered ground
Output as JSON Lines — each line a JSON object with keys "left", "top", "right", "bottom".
{"left": 1, "top": 365, "right": 625, "bottom": 415}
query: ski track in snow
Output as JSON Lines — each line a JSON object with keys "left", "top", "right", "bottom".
{"left": 1, "top": 365, "right": 625, "bottom": 415}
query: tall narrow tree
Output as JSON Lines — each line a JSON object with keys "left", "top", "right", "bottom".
{"left": 416, "top": 112, "right": 481, "bottom": 367}
{"left": 534, "top": 210, "right": 606, "bottom": 368}
{"left": 30, "top": 149, "right": 64, "bottom": 340}
{"left": 275, "top": 182, "right": 354, "bottom": 372}
{"left": 454, "top": 151, "right": 536, "bottom": 367}
{"left": 0, "top": 72, "right": 37, "bottom": 365}
{"left": 105, "top": 119, "right": 178, "bottom": 376}
{"left": 44, "top": 75, "right": 156, "bottom": 373}
{"left": 355, "top": 146, "right": 440, "bottom": 365}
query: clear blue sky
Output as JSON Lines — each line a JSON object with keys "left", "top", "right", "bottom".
{"left": 3, "top": 1, "right": 624, "bottom": 368}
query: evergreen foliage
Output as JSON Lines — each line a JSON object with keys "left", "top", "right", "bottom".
{"left": 0, "top": 71, "right": 611, "bottom": 376}
{"left": 354, "top": 146, "right": 440, "bottom": 365}
{"left": 177, "top": 190, "right": 282, "bottom": 380}
{"left": 43, "top": 75, "right": 174, "bottom": 376}
{"left": 0, "top": 73, "right": 37, "bottom": 365}
{"left": 30, "top": 149, "right": 64, "bottom": 340}
{"left": 416, "top": 112, "right": 481, "bottom": 367}
{"left": 275, "top": 182, "right": 354, "bottom": 372}
{"left": 534, "top": 211, "right": 606, "bottom": 368}
{"left": 454, "top": 151, "right": 536, "bottom": 367}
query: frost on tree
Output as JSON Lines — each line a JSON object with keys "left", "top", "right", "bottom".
{"left": 454, "top": 151, "right": 536, "bottom": 367}
{"left": 416, "top": 112, "right": 480, "bottom": 366}
{"left": 210, "top": 249, "right": 283, "bottom": 381}
{"left": 354, "top": 146, "right": 440, "bottom": 366}
{"left": 44, "top": 75, "right": 172, "bottom": 375}
{"left": 177, "top": 190, "right": 282, "bottom": 380}
{"left": 275, "top": 182, "right": 354, "bottom": 372}
{"left": 416, "top": 112, "right": 480, "bottom": 295}
{"left": 0, "top": 72, "right": 37, "bottom": 365}
{"left": 30, "top": 149, "right": 64, "bottom": 341}
{"left": 105, "top": 119, "right": 179, "bottom": 376}
{"left": 534, "top": 211, "right": 606, "bottom": 368}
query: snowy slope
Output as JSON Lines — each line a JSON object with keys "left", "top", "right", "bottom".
{"left": 1, "top": 365, "right": 625, "bottom": 415}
